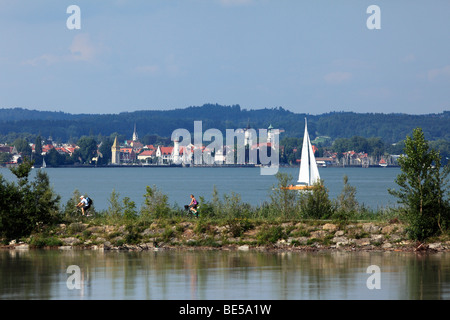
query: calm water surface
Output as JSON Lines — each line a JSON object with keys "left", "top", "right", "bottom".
{"left": 0, "top": 166, "right": 400, "bottom": 211}
{"left": 5, "top": 166, "right": 439, "bottom": 301}
{"left": 1, "top": 250, "right": 449, "bottom": 300}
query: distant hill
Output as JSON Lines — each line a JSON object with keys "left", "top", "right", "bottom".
{"left": 0, "top": 104, "right": 449, "bottom": 144}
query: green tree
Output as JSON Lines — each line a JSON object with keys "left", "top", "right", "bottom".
{"left": 333, "top": 175, "right": 359, "bottom": 221}
{"left": 141, "top": 185, "right": 170, "bottom": 218}
{"left": 97, "top": 137, "right": 113, "bottom": 165}
{"left": 45, "top": 148, "right": 65, "bottom": 167}
{"left": 107, "top": 189, "right": 123, "bottom": 220}
{"left": 13, "top": 138, "right": 32, "bottom": 159}
{"left": 34, "top": 135, "right": 43, "bottom": 166}
{"left": 75, "top": 136, "right": 98, "bottom": 164}
{"left": 299, "top": 180, "right": 334, "bottom": 219}
{"left": 0, "top": 152, "right": 12, "bottom": 165}
{"left": 389, "top": 128, "right": 450, "bottom": 240}
{"left": 269, "top": 172, "right": 300, "bottom": 218}
{"left": 0, "top": 159, "right": 60, "bottom": 241}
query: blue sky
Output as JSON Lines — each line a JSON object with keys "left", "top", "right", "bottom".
{"left": 0, "top": 0, "right": 449, "bottom": 115}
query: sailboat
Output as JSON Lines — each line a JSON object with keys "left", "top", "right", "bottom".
{"left": 42, "top": 158, "right": 46, "bottom": 168}
{"left": 283, "top": 118, "right": 320, "bottom": 191}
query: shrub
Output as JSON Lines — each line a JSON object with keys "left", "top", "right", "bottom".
{"left": 141, "top": 185, "right": 170, "bottom": 218}
{"left": 299, "top": 180, "right": 334, "bottom": 219}
{"left": 333, "top": 175, "right": 359, "bottom": 222}
{"left": 257, "top": 225, "right": 286, "bottom": 244}
{"left": 389, "top": 128, "right": 450, "bottom": 240}
{"left": 268, "top": 172, "right": 300, "bottom": 218}
{"left": 0, "top": 160, "right": 60, "bottom": 241}
{"left": 29, "top": 236, "right": 63, "bottom": 248}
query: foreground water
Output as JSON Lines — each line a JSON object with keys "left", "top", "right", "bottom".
{"left": 0, "top": 166, "right": 400, "bottom": 211}
{"left": 1, "top": 249, "right": 449, "bottom": 300}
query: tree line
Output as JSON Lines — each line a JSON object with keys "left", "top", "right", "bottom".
{"left": 1, "top": 105, "right": 449, "bottom": 144}
{"left": 1, "top": 105, "right": 449, "bottom": 166}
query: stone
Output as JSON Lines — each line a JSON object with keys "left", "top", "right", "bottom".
{"left": 362, "top": 223, "right": 381, "bottom": 234}
{"left": 355, "top": 238, "right": 371, "bottom": 246}
{"left": 323, "top": 223, "right": 338, "bottom": 232}
{"left": 370, "top": 234, "right": 384, "bottom": 243}
{"left": 428, "top": 243, "right": 442, "bottom": 250}
{"left": 87, "top": 226, "right": 105, "bottom": 233}
{"left": 238, "top": 245, "right": 249, "bottom": 251}
{"left": 62, "top": 237, "right": 81, "bottom": 245}
{"left": 382, "top": 242, "right": 392, "bottom": 249}
{"left": 310, "top": 230, "right": 327, "bottom": 239}
{"left": 141, "top": 228, "right": 156, "bottom": 236}
{"left": 291, "top": 237, "right": 308, "bottom": 245}
{"left": 381, "top": 225, "right": 396, "bottom": 234}
{"left": 332, "top": 236, "right": 349, "bottom": 244}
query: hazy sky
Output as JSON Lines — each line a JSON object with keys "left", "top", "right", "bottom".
{"left": 0, "top": 0, "right": 449, "bottom": 115}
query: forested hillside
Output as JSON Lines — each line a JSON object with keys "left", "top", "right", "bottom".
{"left": 0, "top": 104, "right": 449, "bottom": 144}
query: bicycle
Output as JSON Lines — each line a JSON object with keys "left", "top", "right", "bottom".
{"left": 184, "top": 205, "right": 199, "bottom": 218}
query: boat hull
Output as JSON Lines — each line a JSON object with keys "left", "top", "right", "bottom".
{"left": 281, "top": 185, "right": 315, "bottom": 191}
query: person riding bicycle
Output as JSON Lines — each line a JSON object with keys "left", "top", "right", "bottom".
{"left": 188, "top": 194, "right": 198, "bottom": 216}
{"left": 76, "top": 195, "right": 92, "bottom": 216}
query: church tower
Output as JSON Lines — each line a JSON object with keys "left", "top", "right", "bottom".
{"left": 267, "top": 124, "right": 274, "bottom": 143}
{"left": 132, "top": 123, "right": 138, "bottom": 142}
{"left": 111, "top": 136, "right": 120, "bottom": 165}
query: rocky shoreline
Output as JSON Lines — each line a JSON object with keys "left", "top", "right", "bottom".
{"left": 3, "top": 220, "right": 450, "bottom": 253}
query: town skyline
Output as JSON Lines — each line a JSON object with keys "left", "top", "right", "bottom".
{"left": 0, "top": 120, "right": 404, "bottom": 168}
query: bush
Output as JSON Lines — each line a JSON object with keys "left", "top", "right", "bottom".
{"left": 257, "top": 225, "right": 286, "bottom": 244}
{"left": 141, "top": 185, "right": 171, "bottom": 218}
{"left": 268, "top": 172, "right": 300, "bottom": 218}
{"left": 227, "top": 218, "right": 254, "bottom": 237}
{"left": 29, "top": 235, "right": 63, "bottom": 248}
{"left": 0, "top": 160, "right": 60, "bottom": 241}
{"left": 332, "top": 175, "right": 359, "bottom": 222}
{"left": 299, "top": 180, "right": 334, "bottom": 219}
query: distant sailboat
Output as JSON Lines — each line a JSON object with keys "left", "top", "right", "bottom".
{"left": 42, "top": 158, "right": 46, "bottom": 168}
{"left": 283, "top": 118, "right": 320, "bottom": 191}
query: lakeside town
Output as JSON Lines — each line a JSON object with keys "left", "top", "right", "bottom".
{"left": 0, "top": 124, "right": 399, "bottom": 168}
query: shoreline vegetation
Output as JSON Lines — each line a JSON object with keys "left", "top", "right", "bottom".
{"left": 1, "top": 170, "right": 449, "bottom": 254}
{"left": 5, "top": 218, "right": 450, "bottom": 254}
{"left": 1, "top": 128, "right": 449, "bottom": 253}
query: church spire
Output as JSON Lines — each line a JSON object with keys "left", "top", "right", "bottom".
{"left": 111, "top": 136, "right": 120, "bottom": 165}
{"left": 112, "top": 135, "right": 119, "bottom": 148}
{"left": 132, "top": 123, "right": 138, "bottom": 142}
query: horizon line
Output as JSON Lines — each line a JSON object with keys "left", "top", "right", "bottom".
{"left": 1, "top": 104, "right": 449, "bottom": 117}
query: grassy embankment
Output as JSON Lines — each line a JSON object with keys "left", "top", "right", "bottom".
{"left": 20, "top": 178, "right": 449, "bottom": 252}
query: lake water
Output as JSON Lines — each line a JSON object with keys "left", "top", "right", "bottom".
{"left": 1, "top": 166, "right": 449, "bottom": 303}
{"left": 0, "top": 166, "right": 401, "bottom": 211}
{"left": 1, "top": 249, "right": 449, "bottom": 300}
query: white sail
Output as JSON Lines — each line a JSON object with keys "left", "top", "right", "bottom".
{"left": 307, "top": 132, "right": 320, "bottom": 185}
{"left": 297, "top": 118, "right": 320, "bottom": 186}
{"left": 298, "top": 120, "right": 310, "bottom": 184}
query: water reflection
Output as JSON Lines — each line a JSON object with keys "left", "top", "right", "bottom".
{"left": 1, "top": 249, "right": 449, "bottom": 300}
